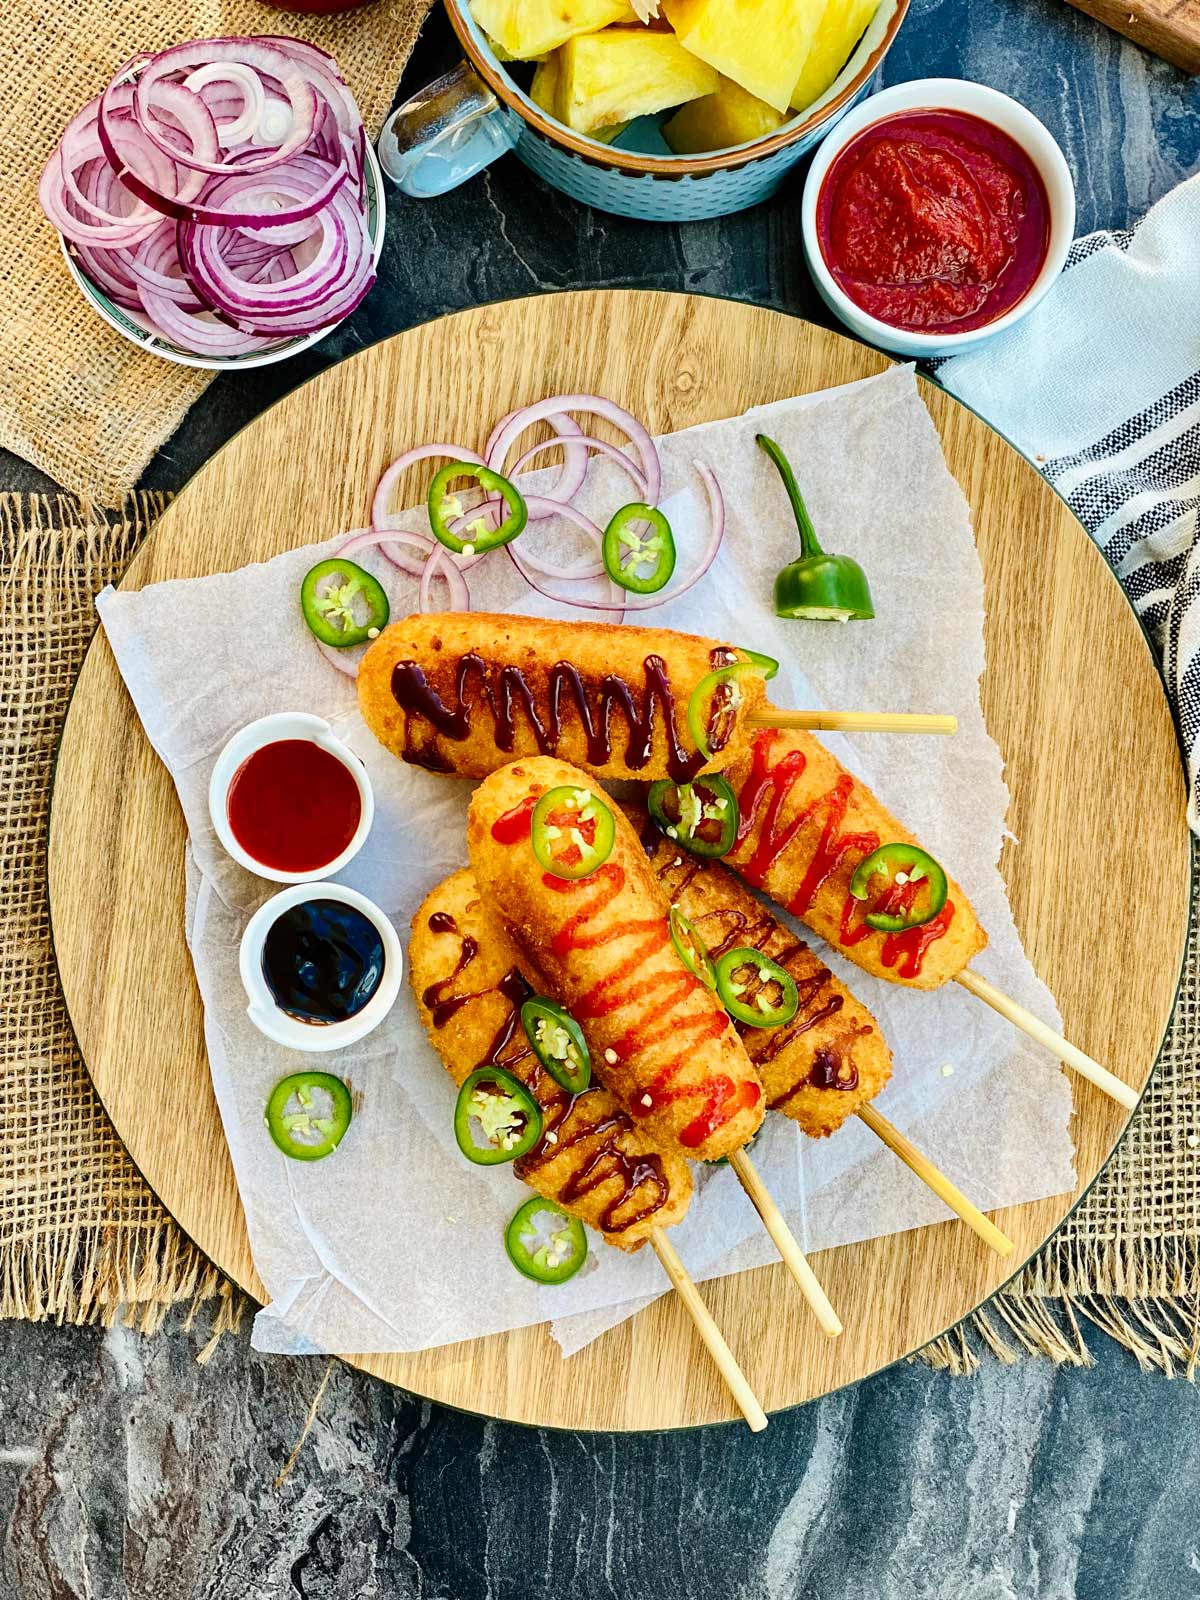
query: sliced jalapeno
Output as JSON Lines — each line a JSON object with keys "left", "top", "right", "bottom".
{"left": 300, "top": 558, "right": 390, "bottom": 648}
{"left": 531, "top": 785, "right": 615, "bottom": 879}
{"left": 266, "top": 1071, "right": 352, "bottom": 1161}
{"left": 669, "top": 904, "right": 717, "bottom": 990}
{"left": 686, "top": 654, "right": 777, "bottom": 760}
{"left": 849, "top": 843, "right": 948, "bottom": 931}
{"left": 428, "top": 462, "right": 527, "bottom": 555}
{"left": 714, "top": 947, "right": 799, "bottom": 1030}
{"left": 521, "top": 996, "right": 591, "bottom": 1093}
{"left": 602, "top": 502, "right": 676, "bottom": 594}
{"left": 454, "top": 1066, "right": 542, "bottom": 1165}
{"left": 648, "top": 774, "right": 738, "bottom": 858}
{"left": 505, "top": 1196, "right": 588, "bottom": 1284}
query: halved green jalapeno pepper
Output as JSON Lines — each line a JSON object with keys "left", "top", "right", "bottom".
{"left": 427, "top": 462, "right": 528, "bottom": 555}
{"left": 454, "top": 1066, "right": 542, "bottom": 1165}
{"left": 849, "top": 843, "right": 948, "bottom": 931}
{"left": 602, "top": 502, "right": 676, "bottom": 594}
{"left": 757, "top": 434, "right": 875, "bottom": 622}
{"left": 669, "top": 904, "right": 716, "bottom": 990}
{"left": 521, "top": 997, "right": 591, "bottom": 1093}
{"left": 300, "top": 559, "right": 390, "bottom": 648}
{"left": 714, "top": 947, "right": 799, "bottom": 1029}
{"left": 266, "top": 1071, "right": 353, "bottom": 1161}
{"left": 648, "top": 774, "right": 738, "bottom": 858}
{"left": 687, "top": 656, "right": 776, "bottom": 761}
{"left": 530, "top": 785, "right": 615, "bottom": 879}
{"left": 505, "top": 1196, "right": 588, "bottom": 1284}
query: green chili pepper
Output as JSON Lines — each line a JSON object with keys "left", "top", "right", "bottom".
{"left": 757, "top": 434, "right": 875, "bottom": 622}
{"left": 505, "top": 1196, "right": 588, "bottom": 1284}
{"left": 300, "top": 558, "right": 390, "bottom": 648}
{"left": 714, "top": 947, "right": 799, "bottom": 1029}
{"left": 427, "top": 462, "right": 528, "bottom": 555}
{"left": 669, "top": 904, "right": 717, "bottom": 990}
{"left": 521, "top": 997, "right": 591, "bottom": 1093}
{"left": 601, "top": 502, "right": 676, "bottom": 594}
{"left": 849, "top": 843, "right": 948, "bottom": 931}
{"left": 265, "top": 1071, "right": 353, "bottom": 1161}
{"left": 648, "top": 774, "right": 738, "bottom": 858}
{"left": 454, "top": 1066, "right": 542, "bottom": 1165}
{"left": 686, "top": 657, "right": 774, "bottom": 761}
{"left": 530, "top": 785, "right": 616, "bottom": 879}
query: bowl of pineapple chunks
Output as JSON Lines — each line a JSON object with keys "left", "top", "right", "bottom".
{"left": 376, "top": 0, "right": 908, "bottom": 221}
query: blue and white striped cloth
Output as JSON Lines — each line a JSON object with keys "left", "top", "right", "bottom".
{"left": 936, "top": 173, "right": 1200, "bottom": 832}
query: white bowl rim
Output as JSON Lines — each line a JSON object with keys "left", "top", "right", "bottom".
{"left": 59, "top": 138, "right": 386, "bottom": 372}
{"left": 208, "top": 711, "right": 374, "bottom": 885}
{"left": 239, "top": 881, "right": 403, "bottom": 1053}
{"left": 800, "top": 77, "right": 1077, "bottom": 354}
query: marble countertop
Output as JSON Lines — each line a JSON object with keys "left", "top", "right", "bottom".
{"left": 3, "top": 3, "right": 1199, "bottom": 1595}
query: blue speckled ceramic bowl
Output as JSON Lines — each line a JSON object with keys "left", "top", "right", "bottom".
{"left": 379, "top": 0, "right": 909, "bottom": 223}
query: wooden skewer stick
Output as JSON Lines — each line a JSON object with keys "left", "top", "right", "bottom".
{"left": 856, "top": 1104, "right": 1014, "bottom": 1256}
{"left": 955, "top": 968, "right": 1139, "bottom": 1112}
{"left": 749, "top": 710, "right": 957, "bottom": 736}
{"left": 726, "top": 1149, "right": 843, "bottom": 1337}
{"left": 650, "top": 1229, "right": 768, "bottom": 1432}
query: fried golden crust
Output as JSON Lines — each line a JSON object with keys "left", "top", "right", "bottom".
{"left": 410, "top": 870, "right": 691, "bottom": 1250}
{"left": 466, "top": 757, "right": 764, "bottom": 1161}
{"left": 721, "top": 730, "right": 987, "bottom": 991}
{"left": 358, "top": 612, "right": 766, "bottom": 781}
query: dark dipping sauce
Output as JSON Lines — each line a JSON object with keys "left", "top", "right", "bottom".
{"left": 817, "top": 109, "right": 1050, "bottom": 334}
{"left": 227, "top": 740, "right": 361, "bottom": 874}
{"left": 262, "top": 899, "right": 384, "bottom": 1024}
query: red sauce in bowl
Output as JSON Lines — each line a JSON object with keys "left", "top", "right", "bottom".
{"left": 816, "top": 109, "right": 1050, "bottom": 334}
{"left": 227, "top": 739, "right": 361, "bottom": 873}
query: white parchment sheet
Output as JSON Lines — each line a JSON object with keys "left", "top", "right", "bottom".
{"left": 97, "top": 364, "right": 1075, "bottom": 1358}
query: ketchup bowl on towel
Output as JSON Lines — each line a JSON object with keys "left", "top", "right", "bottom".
{"left": 208, "top": 712, "right": 373, "bottom": 883}
{"left": 801, "top": 79, "right": 1075, "bottom": 358}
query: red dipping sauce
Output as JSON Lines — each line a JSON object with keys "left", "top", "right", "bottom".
{"left": 227, "top": 740, "right": 361, "bottom": 874}
{"left": 817, "top": 109, "right": 1050, "bottom": 334}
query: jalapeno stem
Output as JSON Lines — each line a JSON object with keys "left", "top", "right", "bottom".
{"left": 756, "top": 433, "right": 823, "bottom": 559}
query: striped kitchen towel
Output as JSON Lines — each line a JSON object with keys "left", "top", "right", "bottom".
{"left": 935, "top": 173, "right": 1200, "bottom": 832}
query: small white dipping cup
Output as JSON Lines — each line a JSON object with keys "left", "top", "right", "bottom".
{"left": 208, "top": 712, "right": 374, "bottom": 884}
{"left": 801, "top": 78, "right": 1076, "bottom": 359}
{"left": 239, "top": 882, "right": 403, "bottom": 1052}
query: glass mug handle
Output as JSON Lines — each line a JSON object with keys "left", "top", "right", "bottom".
{"left": 376, "top": 63, "right": 520, "bottom": 199}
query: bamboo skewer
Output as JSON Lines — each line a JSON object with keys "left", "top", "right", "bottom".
{"left": 856, "top": 1105, "right": 1014, "bottom": 1256}
{"left": 650, "top": 1229, "right": 768, "bottom": 1432}
{"left": 749, "top": 710, "right": 957, "bottom": 736}
{"left": 955, "top": 969, "right": 1139, "bottom": 1112}
{"left": 726, "top": 1149, "right": 843, "bottom": 1337}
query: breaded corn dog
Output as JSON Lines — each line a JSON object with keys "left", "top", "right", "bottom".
{"left": 466, "top": 756, "right": 764, "bottom": 1161}
{"left": 411, "top": 869, "right": 692, "bottom": 1250}
{"left": 358, "top": 612, "right": 768, "bottom": 782}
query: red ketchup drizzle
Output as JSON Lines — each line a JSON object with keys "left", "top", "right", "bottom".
{"left": 881, "top": 902, "right": 957, "bottom": 979}
{"left": 226, "top": 739, "right": 360, "bottom": 873}
{"left": 542, "top": 863, "right": 758, "bottom": 1148}
{"left": 490, "top": 794, "right": 537, "bottom": 844}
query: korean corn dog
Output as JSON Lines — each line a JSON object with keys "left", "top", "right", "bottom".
{"left": 357, "top": 612, "right": 768, "bottom": 782}
{"left": 466, "top": 756, "right": 765, "bottom": 1162}
{"left": 410, "top": 869, "right": 692, "bottom": 1250}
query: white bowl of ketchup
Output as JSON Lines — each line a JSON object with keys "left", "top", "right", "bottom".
{"left": 801, "top": 79, "right": 1076, "bottom": 358}
{"left": 208, "top": 712, "right": 374, "bottom": 884}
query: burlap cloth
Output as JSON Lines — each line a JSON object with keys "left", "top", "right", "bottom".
{"left": 2, "top": 494, "right": 1198, "bottom": 1375}
{"left": 0, "top": 1, "right": 432, "bottom": 506}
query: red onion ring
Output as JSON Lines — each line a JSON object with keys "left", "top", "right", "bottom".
{"left": 316, "top": 638, "right": 359, "bottom": 679}
{"left": 488, "top": 395, "right": 661, "bottom": 508}
{"left": 371, "top": 444, "right": 486, "bottom": 531}
{"left": 510, "top": 434, "right": 649, "bottom": 502}
{"left": 420, "top": 547, "right": 471, "bottom": 614}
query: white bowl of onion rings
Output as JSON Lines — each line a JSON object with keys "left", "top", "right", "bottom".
{"left": 43, "top": 37, "right": 384, "bottom": 370}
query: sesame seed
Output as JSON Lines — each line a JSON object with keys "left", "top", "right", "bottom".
{"left": 604, "top": 1049, "right": 618, "bottom": 1064}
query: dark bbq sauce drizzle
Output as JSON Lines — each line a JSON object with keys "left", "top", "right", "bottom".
{"left": 392, "top": 651, "right": 730, "bottom": 783}
{"left": 423, "top": 913, "right": 668, "bottom": 1234}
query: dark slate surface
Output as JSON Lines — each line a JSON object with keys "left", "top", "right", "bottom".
{"left": 3, "top": 4, "right": 1199, "bottom": 1595}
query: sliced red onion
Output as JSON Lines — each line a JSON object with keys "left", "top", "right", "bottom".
{"left": 420, "top": 548, "right": 471, "bottom": 614}
{"left": 182, "top": 63, "right": 266, "bottom": 147}
{"left": 510, "top": 433, "right": 649, "bottom": 502}
{"left": 488, "top": 395, "right": 661, "bottom": 508}
{"left": 371, "top": 444, "right": 486, "bottom": 531}
{"left": 315, "top": 638, "right": 360, "bottom": 679}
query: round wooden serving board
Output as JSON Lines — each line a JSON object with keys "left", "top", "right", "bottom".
{"left": 49, "top": 291, "right": 1189, "bottom": 1430}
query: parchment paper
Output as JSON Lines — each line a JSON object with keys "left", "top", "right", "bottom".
{"left": 97, "top": 365, "right": 1076, "bottom": 1358}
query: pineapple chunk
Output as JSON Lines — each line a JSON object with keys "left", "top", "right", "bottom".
{"left": 663, "top": 75, "right": 785, "bottom": 154}
{"left": 471, "top": 0, "right": 638, "bottom": 60}
{"left": 662, "top": 0, "right": 825, "bottom": 113}
{"left": 790, "top": 0, "right": 880, "bottom": 111}
{"left": 531, "top": 51, "right": 629, "bottom": 142}
{"left": 557, "top": 28, "right": 717, "bottom": 134}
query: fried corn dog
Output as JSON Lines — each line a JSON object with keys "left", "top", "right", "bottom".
{"left": 357, "top": 612, "right": 768, "bottom": 782}
{"left": 718, "top": 729, "right": 987, "bottom": 991}
{"left": 466, "top": 756, "right": 765, "bottom": 1161}
{"left": 411, "top": 869, "right": 692, "bottom": 1250}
